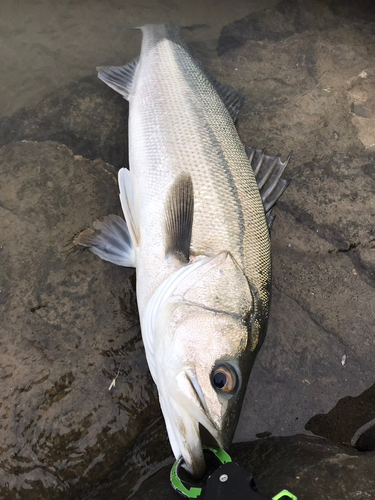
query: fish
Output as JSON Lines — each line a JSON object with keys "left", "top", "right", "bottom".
{"left": 74, "top": 24, "right": 290, "bottom": 478}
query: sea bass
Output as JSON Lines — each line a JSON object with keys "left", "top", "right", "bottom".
{"left": 75, "top": 24, "right": 290, "bottom": 477}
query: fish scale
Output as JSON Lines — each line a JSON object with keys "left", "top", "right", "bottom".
{"left": 131, "top": 27, "right": 270, "bottom": 325}
{"left": 75, "top": 23, "right": 290, "bottom": 478}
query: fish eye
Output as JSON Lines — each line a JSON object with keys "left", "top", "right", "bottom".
{"left": 211, "top": 365, "right": 237, "bottom": 393}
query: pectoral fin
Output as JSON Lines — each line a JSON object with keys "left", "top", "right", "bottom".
{"left": 164, "top": 173, "right": 194, "bottom": 261}
{"left": 72, "top": 214, "right": 136, "bottom": 267}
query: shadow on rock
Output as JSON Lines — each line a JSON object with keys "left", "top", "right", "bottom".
{"left": 306, "top": 383, "right": 375, "bottom": 447}
{"left": 0, "top": 76, "right": 129, "bottom": 170}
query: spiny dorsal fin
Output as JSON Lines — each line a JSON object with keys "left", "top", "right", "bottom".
{"left": 245, "top": 145, "right": 292, "bottom": 228}
{"left": 210, "top": 78, "right": 244, "bottom": 122}
{"left": 71, "top": 214, "right": 136, "bottom": 267}
{"left": 165, "top": 173, "right": 194, "bottom": 261}
{"left": 97, "top": 57, "right": 139, "bottom": 100}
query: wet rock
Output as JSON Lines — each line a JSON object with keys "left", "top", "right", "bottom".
{"left": 90, "top": 419, "right": 170, "bottom": 500}
{"left": 132, "top": 435, "right": 375, "bottom": 500}
{"left": 0, "top": 76, "right": 128, "bottom": 169}
{"left": 0, "top": 141, "right": 161, "bottom": 499}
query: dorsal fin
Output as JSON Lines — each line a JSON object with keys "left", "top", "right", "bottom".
{"left": 164, "top": 173, "right": 194, "bottom": 261}
{"left": 245, "top": 145, "right": 292, "bottom": 228}
{"left": 211, "top": 78, "right": 244, "bottom": 122}
{"left": 97, "top": 57, "right": 139, "bottom": 100}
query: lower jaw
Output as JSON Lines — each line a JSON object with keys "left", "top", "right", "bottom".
{"left": 184, "top": 424, "right": 222, "bottom": 480}
{"left": 199, "top": 422, "right": 220, "bottom": 448}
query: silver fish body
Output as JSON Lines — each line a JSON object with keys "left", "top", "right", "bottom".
{"left": 130, "top": 26, "right": 270, "bottom": 316}
{"left": 77, "top": 24, "right": 290, "bottom": 477}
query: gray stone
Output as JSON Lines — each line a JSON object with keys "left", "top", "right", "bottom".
{"left": 217, "top": 0, "right": 375, "bottom": 55}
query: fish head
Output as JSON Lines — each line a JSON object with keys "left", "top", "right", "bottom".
{"left": 152, "top": 253, "right": 260, "bottom": 478}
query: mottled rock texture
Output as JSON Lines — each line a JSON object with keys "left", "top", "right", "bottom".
{"left": 0, "top": 141, "right": 161, "bottom": 499}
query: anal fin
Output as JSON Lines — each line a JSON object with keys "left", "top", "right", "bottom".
{"left": 165, "top": 173, "right": 194, "bottom": 261}
{"left": 72, "top": 214, "right": 136, "bottom": 267}
{"left": 245, "top": 145, "right": 291, "bottom": 228}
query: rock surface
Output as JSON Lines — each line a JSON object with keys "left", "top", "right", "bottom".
{"left": 132, "top": 435, "right": 375, "bottom": 500}
{"left": 0, "top": 141, "right": 161, "bottom": 499}
{"left": 212, "top": 0, "right": 375, "bottom": 443}
{"left": 0, "top": 77, "right": 129, "bottom": 170}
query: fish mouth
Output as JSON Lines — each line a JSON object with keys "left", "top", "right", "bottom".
{"left": 186, "top": 369, "right": 225, "bottom": 447}
{"left": 178, "top": 423, "right": 224, "bottom": 480}
{"left": 169, "top": 370, "right": 226, "bottom": 479}
{"left": 199, "top": 423, "right": 223, "bottom": 449}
